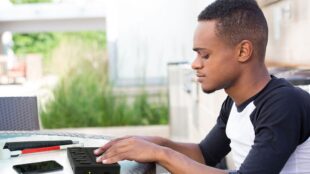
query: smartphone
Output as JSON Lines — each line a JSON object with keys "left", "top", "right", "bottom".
{"left": 13, "top": 160, "right": 63, "bottom": 174}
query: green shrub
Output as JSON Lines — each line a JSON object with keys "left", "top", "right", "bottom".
{"left": 10, "top": 0, "right": 52, "bottom": 4}
{"left": 13, "top": 33, "right": 59, "bottom": 62}
{"left": 41, "top": 58, "right": 168, "bottom": 128}
{"left": 40, "top": 32, "right": 168, "bottom": 128}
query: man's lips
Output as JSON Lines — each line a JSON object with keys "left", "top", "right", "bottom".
{"left": 196, "top": 73, "right": 205, "bottom": 82}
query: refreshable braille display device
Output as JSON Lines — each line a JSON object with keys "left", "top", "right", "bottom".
{"left": 67, "top": 147, "right": 120, "bottom": 174}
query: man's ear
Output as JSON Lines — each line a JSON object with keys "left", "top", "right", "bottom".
{"left": 236, "top": 40, "right": 253, "bottom": 63}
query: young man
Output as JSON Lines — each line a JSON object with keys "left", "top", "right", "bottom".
{"left": 94, "top": 0, "right": 310, "bottom": 173}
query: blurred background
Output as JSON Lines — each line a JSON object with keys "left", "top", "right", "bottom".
{"left": 0, "top": 0, "right": 309, "bottom": 146}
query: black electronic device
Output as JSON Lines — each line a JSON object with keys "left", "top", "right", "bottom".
{"left": 67, "top": 147, "right": 120, "bottom": 174}
{"left": 12, "top": 160, "right": 63, "bottom": 174}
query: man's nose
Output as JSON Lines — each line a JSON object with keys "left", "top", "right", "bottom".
{"left": 191, "top": 57, "right": 202, "bottom": 70}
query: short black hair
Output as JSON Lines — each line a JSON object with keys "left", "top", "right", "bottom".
{"left": 198, "top": 0, "right": 268, "bottom": 59}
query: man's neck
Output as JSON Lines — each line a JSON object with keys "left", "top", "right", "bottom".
{"left": 225, "top": 66, "right": 271, "bottom": 106}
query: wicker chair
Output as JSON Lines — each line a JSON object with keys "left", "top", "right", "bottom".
{"left": 0, "top": 96, "right": 39, "bottom": 130}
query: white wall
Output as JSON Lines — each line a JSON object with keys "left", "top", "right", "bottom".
{"left": 263, "top": 0, "right": 310, "bottom": 65}
{"left": 107, "top": 0, "right": 214, "bottom": 86}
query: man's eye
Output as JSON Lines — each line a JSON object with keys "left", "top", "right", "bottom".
{"left": 202, "top": 55, "right": 209, "bottom": 59}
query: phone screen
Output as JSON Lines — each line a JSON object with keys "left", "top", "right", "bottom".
{"left": 13, "top": 160, "right": 63, "bottom": 174}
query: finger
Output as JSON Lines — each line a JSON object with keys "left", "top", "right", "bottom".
{"left": 96, "top": 146, "right": 128, "bottom": 163}
{"left": 94, "top": 138, "right": 123, "bottom": 155}
{"left": 94, "top": 142, "right": 114, "bottom": 155}
{"left": 102, "top": 141, "right": 131, "bottom": 160}
{"left": 102, "top": 145, "right": 140, "bottom": 164}
{"left": 96, "top": 154, "right": 104, "bottom": 163}
{"left": 102, "top": 152, "right": 128, "bottom": 164}
{"left": 96, "top": 138, "right": 132, "bottom": 163}
{"left": 94, "top": 136, "right": 132, "bottom": 155}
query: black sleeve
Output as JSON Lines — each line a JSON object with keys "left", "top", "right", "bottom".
{"left": 199, "top": 96, "right": 233, "bottom": 166}
{"left": 238, "top": 88, "right": 310, "bottom": 174}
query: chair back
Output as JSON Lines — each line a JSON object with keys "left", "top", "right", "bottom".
{"left": 0, "top": 96, "right": 39, "bottom": 130}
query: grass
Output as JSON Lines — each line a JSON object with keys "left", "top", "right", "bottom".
{"left": 40, "top": 32, "right": 168, "bottom": 128}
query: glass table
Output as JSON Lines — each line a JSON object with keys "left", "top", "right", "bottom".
{"left": 0, "top": 131, "right": 156, "bottom": 174}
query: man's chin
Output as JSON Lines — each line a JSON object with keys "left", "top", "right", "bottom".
{"left": 202, "top": 88, "right": 216, "bottom": 94}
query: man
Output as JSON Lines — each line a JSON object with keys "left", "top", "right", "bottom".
{"left": 95, "top": 0, "right": 310, "bottom": 173}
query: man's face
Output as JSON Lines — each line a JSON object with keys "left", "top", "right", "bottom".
{"left": 192, "top": 20, "right": 240, "bottom": 93}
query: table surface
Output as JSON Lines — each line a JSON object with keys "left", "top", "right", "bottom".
{"left": 0, "top": 131, "right": 155, "bottom": 174}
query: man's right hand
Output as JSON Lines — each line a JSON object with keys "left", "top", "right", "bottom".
{"left": 104, "top": 135, "right": 167, "bottom": 146}
{"left": 93, "top": 135, "right": 166, "bottom": 157}
{"left": 106, "top": 135, "right": 205, "bottom": 164}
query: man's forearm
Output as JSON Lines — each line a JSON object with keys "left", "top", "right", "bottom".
{"left": 154, "top": 136, "right": 205, "bottom": 164}
{"left": 156, "top": 146, "right": 227, "bottom": 174}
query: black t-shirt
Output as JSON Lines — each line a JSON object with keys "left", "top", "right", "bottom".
{"left": 199, "top": 76, "right": 310, "bottom": 174}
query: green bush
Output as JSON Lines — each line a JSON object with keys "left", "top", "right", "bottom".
{"left": 13, "top": 33, "right": 59, "bottom": 61}
{"left": 10, "top": 0, "right": 52, "bottom": 4}
{"left": 40, "top": 32, "right": 168, "bottom": 128}
{"left": 41, "top": 58, "right": 168, "bottom": 128}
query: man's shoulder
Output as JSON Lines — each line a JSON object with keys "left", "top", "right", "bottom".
{"left": 247, "top": 77, "right": 310, "bottom": 130}
{"left": 255, "top": 77, "right": 310, "bottom": 107}
{"left": 251, "top": 77, "right": 310, "bottom": 129}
